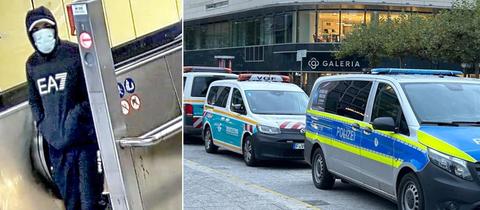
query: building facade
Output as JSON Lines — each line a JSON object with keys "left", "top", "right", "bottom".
{"left": 184, "top": 0, "right": 458, "bottom": 91}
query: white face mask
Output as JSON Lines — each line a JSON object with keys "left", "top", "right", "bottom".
{"left": 32, "top": 28, "right": 56, "bottom": 54}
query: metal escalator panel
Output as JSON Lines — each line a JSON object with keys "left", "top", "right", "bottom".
{"left": 115, "top": 44, "right": 182, "bottom": 137}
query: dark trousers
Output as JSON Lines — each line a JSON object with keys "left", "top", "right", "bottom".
{"left": 49, "top": 144, "right": 104, "bottom": 210}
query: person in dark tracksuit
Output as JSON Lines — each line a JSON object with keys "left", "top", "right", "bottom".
{"left": 25, "top": 6, "right": 104, "bottom": 210}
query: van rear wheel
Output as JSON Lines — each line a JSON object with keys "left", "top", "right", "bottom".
{"left": 312, "top": 147, "right": 335, "bottom": 189}
{"left": 398, "top": 173, "right": 424, "bottom": 210}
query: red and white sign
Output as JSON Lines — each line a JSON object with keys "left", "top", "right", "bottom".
{"left": 279, "top": 121, "right": 305, "bottom": 129}
{"left": 193, "top": 117, "right": 203, "bottom": 128}
{"left": 120, "top": 99, "right": 130, "bottom": 115}
{"left": 79, "top": 32, "right": 92, "bottom": 49}
{"left": 130, "top": 94, "right": 141, "bottom": 110}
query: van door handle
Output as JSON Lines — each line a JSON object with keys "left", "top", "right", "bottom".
{"left": 363, "top": 127, "right": 373, "bottom": 135}
{"left": 351, "top": 123, "right": 360, "bottom": 131}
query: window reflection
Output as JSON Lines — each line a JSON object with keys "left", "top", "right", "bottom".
{"left": 317, "top": 11, "right": 340, "bottom": 43}
{"left": 298, "top": 11, "right": 316, "bottom": 43}
{"left": 340, "top": 11, "right": 365, "bottom": 40}
{"left": 184, "top": 7, "right": 433, "bottom": 50}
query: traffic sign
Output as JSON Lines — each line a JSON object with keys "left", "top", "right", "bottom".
{"left": 124, "top": 78, "right": 136, "bottom": 93}
{"left": 130, "top": 94, "right": 141, "bottom": 110}
{"left": 79, "top": 32, "right": 92, "bottom": 49}
{"left": 120, "top": 99, "right": 130, "bottom": 115}
{"left": 117, "top": 82, "right": 125, "bottom": 98}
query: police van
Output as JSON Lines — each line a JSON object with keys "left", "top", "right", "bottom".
{"left": 183, "top": 66, "right": 238, "bottom": 135}
{"left": 304, "top": 68, "right": 480, "bottom": 210}
{"left": 202, "top": 74, "right": 309, "bottom": 166}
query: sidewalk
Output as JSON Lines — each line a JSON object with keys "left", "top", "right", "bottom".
{"left": 184, "top": 160, "right": 312, "bottom": 210}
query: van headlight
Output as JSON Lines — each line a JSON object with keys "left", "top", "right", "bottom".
{"left": 257, "top": 125, "right": 281, "bottom": 134}
{"left": 428, "top": 148, "right": 473, "bottom": 181}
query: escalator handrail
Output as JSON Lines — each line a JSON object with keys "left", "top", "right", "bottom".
{"left": 117, "top": 116, "right": 182, "bottom": 147}
{"left": 115, "top": 44, "right": 182, "bottom": 75}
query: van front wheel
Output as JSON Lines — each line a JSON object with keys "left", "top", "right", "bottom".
{"left": 398, "top": 173, "right": 424, "bottom": 210}
{"left": 204, "top": 128, "right": 218, "bottom": 153}
{"left": 312, "top": 147, "right": 335, "bottom": 189}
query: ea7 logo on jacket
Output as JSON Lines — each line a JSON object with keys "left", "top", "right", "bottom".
{"left": 474, "top": 138, "right": 480, "bottom": 145}
{"left": 37, "top": 73, "right": 68, "bottom": 95}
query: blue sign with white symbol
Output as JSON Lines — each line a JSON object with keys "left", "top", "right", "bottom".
{"left": 124, "top": 78, "right": 136, "bottom": 93}
{"left": 118, "top": 82, "right": 125, "bottom": 98}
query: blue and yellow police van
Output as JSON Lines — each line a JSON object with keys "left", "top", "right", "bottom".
{"left": 183, "top": 66, "right": 237, "bottom": 136}
{"left": 202, "top": 74, "right": 309, "bottom": 166}
{"left": 304, "top": 68, "right": 480, "bottom": 210}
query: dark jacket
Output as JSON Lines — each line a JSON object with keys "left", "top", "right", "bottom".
{"left": 26, "top": 6, "right": 96, "bottom": 150}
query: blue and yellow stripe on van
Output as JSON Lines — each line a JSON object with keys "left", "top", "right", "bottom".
{"left": 306, "top": 109, "right": 428, "bottom": 170}
{"left": 307, "top": 109, "right": 480, "bottom": 171}
{"left": 204, "top": 105, "right": 258, "bottom": 125}
{"left": 204, "top": 105, "right": 258, "bottom": 148}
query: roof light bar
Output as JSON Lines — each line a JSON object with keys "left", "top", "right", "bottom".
{"left": 371, "top": 68, "right": 463, "bottom": 76}
{"left": 183, "top": 66, "right": 232, "bottom": 73}
{"left": 238, "top": 74, "right": 291, "bottom": 83}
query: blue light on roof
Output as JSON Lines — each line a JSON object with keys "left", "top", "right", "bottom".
{"left": 371, "top": 68, "right": 463, "bottom": 76}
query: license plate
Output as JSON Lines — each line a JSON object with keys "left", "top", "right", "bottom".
{"left": 293, "top": 143, "right": 304, "bottom": 150}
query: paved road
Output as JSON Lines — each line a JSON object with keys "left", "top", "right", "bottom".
{"left": 184, "top": 136, "right": 397, "bottom": 210}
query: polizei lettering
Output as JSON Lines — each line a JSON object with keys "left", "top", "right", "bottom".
{"left": 336, "top": 127, "right": 355, "bottom": 141}
{"left": 37, "top": 72, "right": 68, "bottom": 95}
{"left": 322, "top": 60, "right": 360, "bottom": 68}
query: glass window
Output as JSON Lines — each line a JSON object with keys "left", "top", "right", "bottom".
{"left": 274, "top": 14, "right": 286, "bottom": 43}
{"left": 245, "top": 90, "right": 308, "bottom": 115}
{"left": 402, "top": 83, "right": 480, "bottom": 123}
{"left": 372, "top": 83, "right": 408, "bottom": 135}
{"left": 191, "top": 76, "right": 231, "bottom": 97}
{"left": 207, "top": 86, "right": 230, "bottom": 108}
{"left": 204, "top": 22, "right": 231, "bottom": 48}
{"left": 316, "top": 80, "right": 372, "bottom": 121}
{"left": 231, "top": 88, "right": 246, "bottom": 114}
{"left": 317, "top": 11, "right": 340, "bottom": 43}
{"left": 286, "top": 13, "right": 293, "bottom": 43}
{"left": 298, "top": 11, "right": 317, "bottom": 43}
{"left": 273, "top": 13, "right": 293, "bottom": 44}
{"left": 263, "top": 17, "right": 274, "bottom": 45}
{"left": 245, "top": 18, "right": 261, "bottom": 46}
{"left": 340, "top": 11, "right": 365, "bottom": 40}
{"left": 232, "top": 21, "right": 246, "bottom": 47}
{"left": 207, "top": 86, "right": 219, "bottom": 105}
{"left": 311, "top": 81, "right": 337, "bottom": 111}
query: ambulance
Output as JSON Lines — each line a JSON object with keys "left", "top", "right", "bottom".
{"left": 304, "top": 68, "right": 480, "bottom": 210}
{"left": 183, "top": 66, "right": 238, "bottom": 135}
{"left": 202, "top": 74, "right": 309, "bottom": 166}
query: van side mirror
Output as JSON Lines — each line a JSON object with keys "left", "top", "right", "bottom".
{"left": 372, "top": 117, "right": 396, "bottom": 132}
{"left": 232, "top": 103, "right": 246, "bottom": 114}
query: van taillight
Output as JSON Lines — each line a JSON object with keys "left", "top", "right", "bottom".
{"left": 184, "top": 104, "right": 193, "bottom": 116}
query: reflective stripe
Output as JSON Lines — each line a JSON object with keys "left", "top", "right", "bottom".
{"left": 417, "top": 131, "right": 477, "bottom": 163}
{"left": 184, "top": 99, "right": 205, "bottom": 103}
{"left": 306, "top": 131, "right": 403, "bottom": 168}
{"left": 307, "top": 109, "right": 370, "bottom": 127}
{"left": 208, "top": 108, "right": 257, "bottom": 125}
{"left": 307, "top": 109, "right": 427, "bottom": 151}
{"left": 307, "top": 109, "right": 429, "bottom": 170}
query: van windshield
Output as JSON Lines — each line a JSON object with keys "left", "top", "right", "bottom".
{"left": 245, "top": 90, "right": 308, "bottom": 115}
{"left": 402, "top": 82, "right": 480, "bottom": 124}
